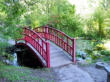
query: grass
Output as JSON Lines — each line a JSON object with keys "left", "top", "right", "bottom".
{"left": 0, "top": 62, "right": 54, "bottom": 82}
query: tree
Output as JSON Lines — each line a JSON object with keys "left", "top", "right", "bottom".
{"left": 86, "top": 0, "right": 110, "bottom": 39}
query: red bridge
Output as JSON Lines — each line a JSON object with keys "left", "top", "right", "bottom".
{"left": 16, "top": 25, "right": 76, "bottom": 68}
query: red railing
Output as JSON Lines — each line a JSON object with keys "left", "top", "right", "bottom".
{"left": 16, "top": 27, "right": 50, "bottom": 68}
{"left": 34, "top": 25, "right": 76, "bottom": 63}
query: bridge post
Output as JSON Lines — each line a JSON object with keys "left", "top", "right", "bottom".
{"left": 25, "top": 27, "right": 27, "bottom": 44}
{"left": 45, "top": 25, "right": 48, "bottom": 41}
{"left": 46, "top": 41, "right": 50, "bottom": 68}
{"left": 72, "top": 38, "right": 76, "bottom": 64}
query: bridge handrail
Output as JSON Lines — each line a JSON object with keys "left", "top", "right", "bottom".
{"left": 16, "top": 27, "right": 50, "bottom": 68}
{"left": 34, "top": 25, "right": 76, "bottom": 63}
{"left": 34, "top": 26, "right": 72, "bottom": 41}
{"left": 48, "top": 27, "right": 72, "bottom": 40}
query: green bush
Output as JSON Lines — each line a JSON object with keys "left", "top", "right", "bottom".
{"left": 0, "top": 41, "right": 10, "bottom": 55}
{"left": 100, "top": 50, "right": 110, "bottom": 56}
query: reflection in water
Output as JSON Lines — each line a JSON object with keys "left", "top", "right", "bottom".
{"left": 13, "top": 53, "right": 18, "bottom": 66}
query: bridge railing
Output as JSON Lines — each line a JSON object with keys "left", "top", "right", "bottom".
{"left": 16, "top": 27, "right": 50, "bottom": 68}
{"left": 34, "top": 25, "right": 76, "bottom": 63}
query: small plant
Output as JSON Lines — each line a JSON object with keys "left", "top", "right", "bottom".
{"left": 100, "top": 50, "right": 110, "bottom": 56}
{"left": 94, "top": 43, "right": 106, "bottom": 51}
{"left": 91, "top": 51, "right": 101, "bottom": 60}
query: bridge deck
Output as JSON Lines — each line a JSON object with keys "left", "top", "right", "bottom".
{"left": 49, "top": 41, "right": 73, "bottom": 67}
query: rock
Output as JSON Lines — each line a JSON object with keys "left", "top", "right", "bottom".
{"left": 104, "top": 66, "right": 110, "bottom": 82}
{"left": 8, "top": 39, "right": 15, "bottom": 45}
{"left": 86, "top": 57, "right": 92, "bottom": 63}
{"left": 96, "top": 62, "right": 108, "bottom": 69}
{"left": 3, "top": 59, "right": 13, "bottom": 65}
{"left": 77, "top": 59, "right": 88, "bottom": 65}
{"left": 82, "top": 53, "right": 86, "bottom": 59}
{"left": 77, "top": 58, "right": 83, "bottom": 61}
{"left": 77, "top": 50, "right": 87, "bottom": 59}
{"left": 5, "top": 45, "right": 16, "bottom": 53}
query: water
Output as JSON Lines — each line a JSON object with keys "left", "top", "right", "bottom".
{"left": 13, "top": 53, "right": 18, "bottom": 66}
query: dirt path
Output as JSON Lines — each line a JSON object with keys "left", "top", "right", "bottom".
{"left": 79, "top": 64, "right": 107, "bottom": 82}
{"left": 53, "top": 64, "right": 94, "bottom": 82}
{"left": 52, "top": 64, "right": 107, "bottom": 82}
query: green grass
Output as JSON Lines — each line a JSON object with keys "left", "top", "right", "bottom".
{"left": 0, "top": 62, "right": 52, "bottom": 82}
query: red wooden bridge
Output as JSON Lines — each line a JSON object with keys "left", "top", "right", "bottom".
{"left": 16, "top": 25, "right": 76, "bottom": 68}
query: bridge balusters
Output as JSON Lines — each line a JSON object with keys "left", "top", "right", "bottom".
{"left": 25, "top": 27, "right": 27, "bottom": 44}
{"left": 64, "top": 42, "right": 66, "bottom": 51}
{"left": 35, "top": 28, "right": 36, "bottom": 32}
{"left": 51, "top": 29, "right": 52, "bottom": 41}
{"left": 55, "top": 31, "right": 56, "bottom": 44}
{"left": 67, "top": 37, "right": 69, "bottom": 53}
{"left": 40, "top": 28, "right": 42, "bottom": 37}
{"left": 40, "top": 42, "right": 41, "bottom": 54}
{"left": 58, "top": 33, "right": 60, "bottom": 46}
{"left": 27, "top": 29, "right": 29, "bottom": 43}
{"left": 27, "top": 28, "right": 29, "bottom": 43}
{"left": 30, "top": 31, "right": 32, "bottom": 45}
{"left": 37, "top": 37, "right": 39, "bottom": 52}
{"left": 34, "top": 36, "right": 36, "bottom": 48}
{"left": 52, "top": 29, "right": 54, "bottom": 42}
{"left": 45, "top": 26, "right": 48, "bottom": 41}
{"left": 49, "top": 28, "right": 51, "bottom": 40}
{"left": 70, "top": 46, "right": 71, "bottom": 54}
{"left": 30, "top": 31, "right": 32, "bottom": 44}
{"left": 57, "top": 32, "right": 59, "bottom": 45}
{"left": 42, "top": 41, "right": 44, "bottom": 57}
{"left": 42, "top": 27, "right": 44, "bottom": 38}
{"left": 36, "top": 38, "right": 38, "bottom": 51}
{"left": 37, "top": 28, "right": 38, "bottom": 33}
{"left": 61, "top": 33, "right": 63, "bottom": 48}
{"left": 33, "top": 37, "right": 35, "bottom": 48}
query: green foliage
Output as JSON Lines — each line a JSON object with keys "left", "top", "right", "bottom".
{"left": 0, "top": 0, "right": 26, "bottom": 39}
{"left": 85, "top": 0, "right": 110, "bottom": 40}
{"left": 0, "top": 41, "right": 10, "bottom": 54}
{"left": 0, "top": 0, "right": 110, "bottom": 64}
{"left": 48, "top": 5, "right": 84, "bottom": 37}
{"left": 100, "top": 50, "right": 110, "bottom": 56}
{"left": 100, "top": 50, "right": 110, "bottom": 61}
{"left": 0, "top": 0, "right": 84, "bottom": 39}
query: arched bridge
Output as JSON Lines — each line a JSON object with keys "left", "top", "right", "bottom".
{"left": 16, "top": 25, "right": 76, "bottom": 68}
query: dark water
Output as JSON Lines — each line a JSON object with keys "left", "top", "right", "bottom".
{"left": 11, "top": 52, "right": 43, "bottom": 68}
{"left": 12, "top": 45, "right": 43, "bottom": 68}
{"left": 5, "top": 44, "right": 43, "bottom": 68}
